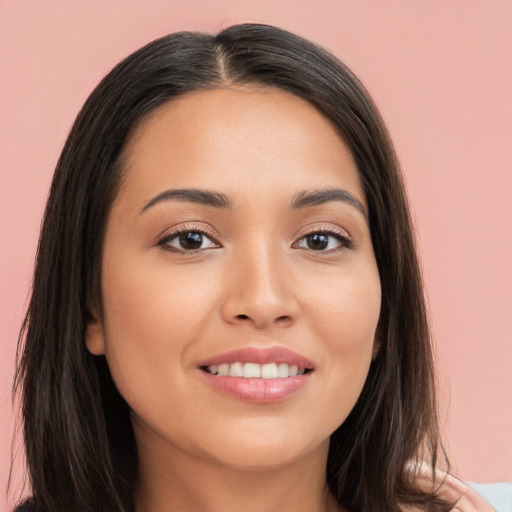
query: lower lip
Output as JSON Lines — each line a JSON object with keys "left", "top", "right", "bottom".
{"left": 200, "top": 371, "right": 311, "bottom": 403}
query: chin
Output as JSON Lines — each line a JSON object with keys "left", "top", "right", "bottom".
{"left": 194, "top": 424, "right": 331, "bottom": 472}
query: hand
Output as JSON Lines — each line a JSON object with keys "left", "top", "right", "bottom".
{"left": 413, "top": 465, "right": 496, "bottom": 512}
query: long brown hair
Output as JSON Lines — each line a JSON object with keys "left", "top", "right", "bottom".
{"left": 13, "top": 23, "right": 448, "bottom": 511}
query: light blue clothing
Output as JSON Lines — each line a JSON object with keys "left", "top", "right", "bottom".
{"left": 466, "top": 482, "right": 512, "bottom": 512}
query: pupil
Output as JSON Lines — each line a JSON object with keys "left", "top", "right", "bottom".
{"left": 179, "top": 231, "right": 203, "bottom": 249}
{"left": 307, "top": 233, "right": 328, "bottom": 250}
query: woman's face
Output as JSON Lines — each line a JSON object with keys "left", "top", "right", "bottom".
{"left": 87, "top": 86, "right": 381, "bottom": 471}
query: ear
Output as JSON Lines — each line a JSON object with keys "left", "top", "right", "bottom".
{"left": 85, "top": 308, "right": 106, "bottom": 355}
{"left": 371, "top": 322, "right": 383, "bottom": 361}
{"left": 371, "top": 337, "right": 381, "bottom": 360}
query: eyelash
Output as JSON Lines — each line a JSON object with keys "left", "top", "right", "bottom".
{"left": 157, "top": 225, "right": 353, "bottom": 254}
{"left": 293, "top": 227, "right": 353, "bottom": 253}
{"left": 157, "top": 225, "right": 220, "bottom": 253}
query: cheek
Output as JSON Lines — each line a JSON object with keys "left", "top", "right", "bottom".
{"left": 306, "top": 262, "right": 381, "bottom": 351}
{"left": 303, "top": 267, "right": 381, "bottom": 419}
{"left": 99, "top": 256, "right": 221, "bottom": 410}
{"left": 102, "top": 251, "right": 219, "bottom": 339}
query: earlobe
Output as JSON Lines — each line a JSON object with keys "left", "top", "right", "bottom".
{"left": 371, "top": 323, "right": 383, "bottom": 360}
{"left": 85, "top": 308, "right": 106, "bottom": 355}
{"left": 371, "top": 338, "right": 381, "bottom": 360}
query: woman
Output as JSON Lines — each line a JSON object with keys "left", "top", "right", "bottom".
{"left": 12, "top": 23, "right": 493, "bottom": 512}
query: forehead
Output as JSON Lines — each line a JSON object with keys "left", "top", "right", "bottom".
{"left": 120, "top": 86, "right": 365, "bottom": 207}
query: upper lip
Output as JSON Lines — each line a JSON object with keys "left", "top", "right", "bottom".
{"left": 197, "top": 346, "right": 315, "bottom": 370}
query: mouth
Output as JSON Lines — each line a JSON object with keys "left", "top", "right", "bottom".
{"left": 197, "top": 347, "right": 315, "bottom": 403}
{"left": 200, "top": 362, "right": 313, "bottom": 379}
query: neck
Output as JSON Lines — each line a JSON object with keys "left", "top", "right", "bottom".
{"left": 134, "top": 433, "right": 341, "bottom": 512}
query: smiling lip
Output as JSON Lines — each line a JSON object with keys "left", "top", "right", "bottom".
{"left": 198, "top": 347, "right": 314, "bottom": 369}
{"left": 198, "top": 347, "right": 314, "bottom": 404}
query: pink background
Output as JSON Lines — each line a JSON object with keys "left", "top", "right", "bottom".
{"left": 1, "top": 0, "right": 511, "bottom": 508}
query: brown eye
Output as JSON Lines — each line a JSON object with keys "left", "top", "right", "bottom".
{"left": 296, "top": 231, "right": 352, "bottom": 251}
{"left": 304, "top": 233, "right": 329, "bottom": 250}
{"left": 159, "top": 230, "right": 219, "bottom": 252}
{"left": 179, "top": 231, "right": 203, "bottom": 250}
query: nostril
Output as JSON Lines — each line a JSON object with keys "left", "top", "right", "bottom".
{"left": 274, "top": 315, "right": 293, "bottom": 327}
{"left": 231, "top": 313, "right": 294, "bottom": 327}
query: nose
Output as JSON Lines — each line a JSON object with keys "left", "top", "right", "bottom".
{"left": 220, "top": 244, "right": 299, "bottom": 329}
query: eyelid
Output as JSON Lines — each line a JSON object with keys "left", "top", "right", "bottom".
{"left": 156, "top": 222, "right": 222, "bottom": 251}
{"left": 295, "top": 223, "right": 352, "bottom": 240}
{"left": 155, "top": 222, "right": 353, "bottom": 254}
{"left": 292, "top": 223, "right": 354, "bottom": 251}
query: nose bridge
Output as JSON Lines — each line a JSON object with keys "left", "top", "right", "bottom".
{"left": 222, "top": 234, "right": 298, "bottom": 328}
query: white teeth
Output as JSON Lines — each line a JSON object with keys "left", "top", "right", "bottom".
{"left": 243, "top": 363, "right": 261, "bottom": 378}
{"left": 218, "top": 363, "right": 229, "bottom": 376}
{"left": 206, "top": 362, "right": 310, "bottom": 378}
{"left": 228, "top": 362, "right": 243, "bottom": 377}
{"left": 277, "top": 363, "right": 289, "bottom": 378}
{"left": 261, "top": 363, "right": 278, "bottom": 379}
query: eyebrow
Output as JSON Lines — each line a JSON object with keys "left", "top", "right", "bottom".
{"left": 140, "top": 188, "right": 233, "bottom": 213}
{"left": 140, "top": 186, "right": 368, "bottom": 220}
{"left": 291, "top": 188, "right": 368, "bottom": 219}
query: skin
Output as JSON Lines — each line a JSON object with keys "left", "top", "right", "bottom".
{"left": 86, "top": 86, "right": 382, "bottom": 512}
